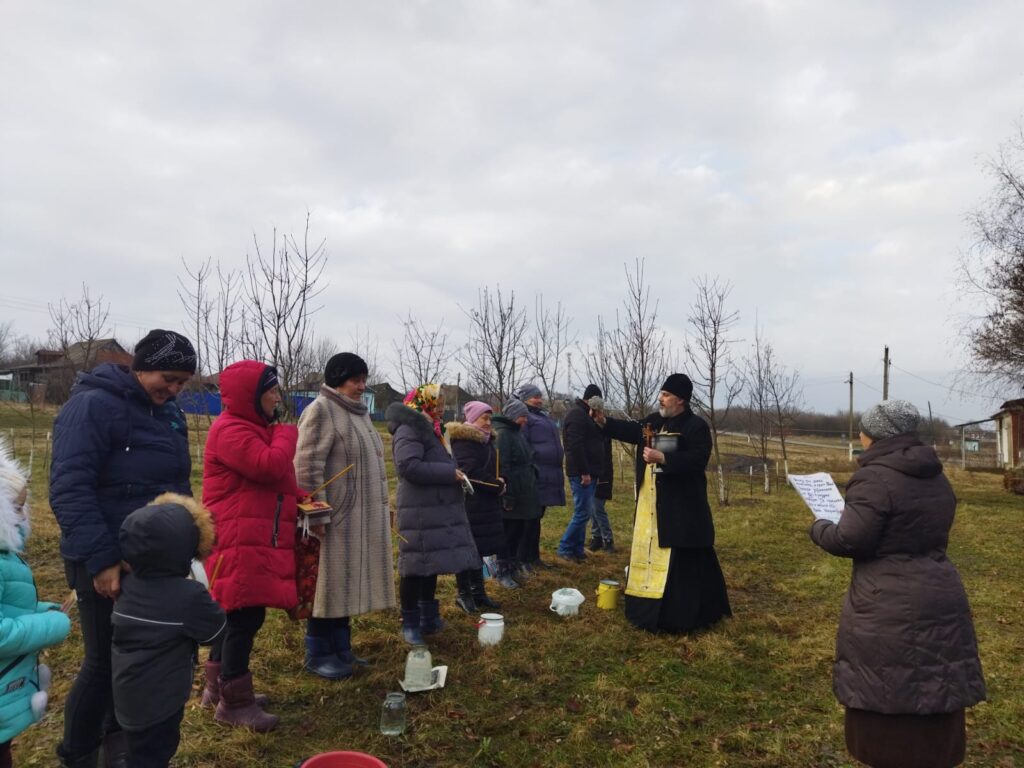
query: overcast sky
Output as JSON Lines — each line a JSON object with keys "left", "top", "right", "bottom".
{"left": 2, "top": 1, "right": 1022, "bottom": 421}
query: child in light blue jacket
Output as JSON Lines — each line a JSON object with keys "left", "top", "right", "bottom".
{"left": 0, "top": 440, "right": 71, "bottom": 766}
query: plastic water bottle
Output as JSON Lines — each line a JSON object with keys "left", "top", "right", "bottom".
{"left": 379, "top": 692, "right": 407, "bottom": 736}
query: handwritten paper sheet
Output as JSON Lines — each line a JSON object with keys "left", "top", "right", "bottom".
{"left": 788, "top": 473, "right": 844, "bottom": 524}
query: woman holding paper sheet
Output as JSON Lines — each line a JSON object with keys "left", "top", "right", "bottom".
{"left": 387, "top": 383, "right": 479, "bottom": 645}
{"left": 294, "top": 353, "right": 395, "bottom": 678}
{"left": 810, "top": 399, "right": 985, "bottom": 768}
{"left": 447, "top": 401, "right": 506, "bottom": 613}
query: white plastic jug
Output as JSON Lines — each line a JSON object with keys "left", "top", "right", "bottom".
{"left": 549, "top": 587, "right": 585, "bottom": 617}
{"left": 476, "top": 613, "right": 505, "bottom": 646}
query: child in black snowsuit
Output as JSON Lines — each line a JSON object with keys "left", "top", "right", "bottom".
{"left": 112, "top": 493, "right": 225, "bottom": 768}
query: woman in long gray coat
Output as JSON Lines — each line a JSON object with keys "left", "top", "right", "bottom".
{"left": 386, "top": 384, "right": 479, "bottom": 645}
{"left": 294, "top": 353, "right": 395, "bottom": 679}
{"left": 810, "top": 399, "right": 985, "bottom": 768}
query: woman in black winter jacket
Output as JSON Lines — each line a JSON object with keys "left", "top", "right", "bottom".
{"left": 490, "top": 399, "right": 540, "bottom": 587}
{"left": 447, "top": 401, "right": 506, "bottom": 613}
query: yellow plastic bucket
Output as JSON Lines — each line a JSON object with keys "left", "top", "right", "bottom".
{"left": 596, "top": 579, "right": 620, "bottom": 610}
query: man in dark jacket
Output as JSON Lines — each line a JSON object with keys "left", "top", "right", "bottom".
{"left": 557, "top": 384, "right": 607, "bottom": 562}
{"left": 586, "top": 394, "right": 616, "bottom": 552}
{"left": 112, "top": 494, "right": 225, "bottom": 768}
{"left": 596, "top": 374, "right": 731, "bottom": 633}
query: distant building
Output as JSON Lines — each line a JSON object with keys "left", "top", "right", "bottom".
{"left": 993, "top": 398, "right": 1024, "bottom": 468}
{"left": 1, "top": 339, "right": 133, "bottom": 403}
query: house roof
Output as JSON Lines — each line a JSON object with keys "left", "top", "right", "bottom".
{"left": 992, "top": 398, "right": 1024, "bottom": 419}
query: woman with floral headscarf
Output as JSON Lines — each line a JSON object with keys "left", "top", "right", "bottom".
{"left": 385, "top": 384, "right": 479, "bottom": 645}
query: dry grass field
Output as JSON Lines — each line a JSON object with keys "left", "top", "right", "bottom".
{"left": 3, "top": 404, "right": 1021, "bottom": 767}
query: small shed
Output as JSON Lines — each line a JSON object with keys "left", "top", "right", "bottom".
{"left": 993, "top": 398, "right": 1024, "bottom": 468}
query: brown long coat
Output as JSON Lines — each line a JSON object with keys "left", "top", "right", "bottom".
{"left": 294, "top": 386, "right": 395, "bottom": 617}
{"left": 810, "top": 433, "right": 986, "bottom": 715}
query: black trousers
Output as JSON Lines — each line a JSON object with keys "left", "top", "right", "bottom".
{"left": 503, "top": 518, "right": 528, "bottom": 563}
{"left": 523, "top": 512, "right": 544, "bottom": 562}
{"left": 124, "top": 709, "right": 184, "bottom": 768}
{"left": 399, "top": 574, "right": 437, "bottom": 610}
{"left": 209, "top": 607, "right": 266, "bottom": 680}
{"left": 59, "top": 560, "right": 119, "bottom": 762}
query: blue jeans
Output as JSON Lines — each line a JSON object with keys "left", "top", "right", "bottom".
{"left": 590, "top": 497, "right": 613, "bottom": 544}
{"left": 558, "top": 476, "right": 596, "bottom": 557}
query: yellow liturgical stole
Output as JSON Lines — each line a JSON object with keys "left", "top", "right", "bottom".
{"left": 624, "top": 462, "right": 672, "bottom": 599}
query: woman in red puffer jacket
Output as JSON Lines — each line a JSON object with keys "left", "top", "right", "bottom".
{"left": 201, "top": 360, "right": 306, "bottom": 733}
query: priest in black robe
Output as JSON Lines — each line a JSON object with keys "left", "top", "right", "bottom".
{"left": 595, "top": 373, "right": 731, "bottom": 633}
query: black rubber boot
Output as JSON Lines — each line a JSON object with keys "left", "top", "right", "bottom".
{"left": 454, "top": 571, "right": 478, "bottom": 614}
{"left": 470, "top": 568, "right": 501, "bottom": 610}
{"left": 419, "top": 599, "right": 446, "bottom": 635}
{"left": 401, "top": 608, "right": 425, "bottom": 645}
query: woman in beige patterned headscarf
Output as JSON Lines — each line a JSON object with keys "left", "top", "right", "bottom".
{"left": 294, "top": 353, "right": 395, "bottom": 679}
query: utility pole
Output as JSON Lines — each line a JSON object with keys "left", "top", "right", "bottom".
{"left": 882, "top": 346, "right": 890, "bottom": 400}
{"left": 847, "top": 371, "right": 854, "bottom": 461}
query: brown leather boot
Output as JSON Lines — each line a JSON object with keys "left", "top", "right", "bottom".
{"left": 214, "top": 672, "right": 279, "bottom": 732}
{"left": 201, "top": 660, "right": 270, "bottom": 709}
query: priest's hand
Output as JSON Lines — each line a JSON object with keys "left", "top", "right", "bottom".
{"left": 642, "top": 447, "right": 665, "bottom": 465}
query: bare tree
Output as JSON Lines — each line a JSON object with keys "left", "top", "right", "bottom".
{"left": 290, "top": 334, "right": 339, "bottom": 391}
{"left": 46, "top": 284, "right": 112, "bottom": 401}
{"left": 686, "top": 275, "right": 743, "bottom": 504}
{"left": 391, "top": 312, "right": 455, "bottom": 391}
{"left": 742, "top": 323, "right": 773, "bottom": 493}
{"left": 460, "top": 286, "right": 529, "bottom": 403}
{"left": 0, "top": 321, "right": 14, "bottom": 363}
{"left": 210, "top": 263, "right": 241, "bottom": 375}
{"left": 580, "top": 315, "right": 617, "bottom": 408}
{"left": 240, "top": 212, "right": 328, "bottom": 396}
{"left": 350, "top": 323, "right": 384, "bottom": 384}
{"left": 523, "top": 294, "right": 576, "bottom": 403}
{"left": 601, "top": 259, "right": 672, "bottom": 419}
{"left": 177, "top": 257, "right": 214, "bottom": 378}
{"left": 764, "top": 347, "right": 803, "bottom": 478}
{"left": 958, "top": 126, "right": 1024, "bottom": 390}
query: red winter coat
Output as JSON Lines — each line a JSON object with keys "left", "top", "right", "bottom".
{"left": 203, "top": 360, "right": 304, "bottom": 612}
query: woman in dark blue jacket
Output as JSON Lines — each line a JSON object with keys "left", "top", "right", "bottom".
{"left": 513, "top": 384, "right": 564, "bottom": 570}
{"left": 50, "top": 329, "right": 196, "bottom": 768}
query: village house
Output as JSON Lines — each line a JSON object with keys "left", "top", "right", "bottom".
{"left": 993, "top": 398, "right": 1024, "bottom": 469}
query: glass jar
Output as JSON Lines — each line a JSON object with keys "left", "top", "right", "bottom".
{"left": 379, "top": 692, "right": 407, "bottom": 736}
{"left": 403, "top": 645, "right": 433, "bottom": 690}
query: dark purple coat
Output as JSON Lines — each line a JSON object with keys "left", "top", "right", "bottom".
{"left": 522, "top": 406, "right": 565, "bottom": 507}
{"left": 386, "top": 403, "right": 479, "bottom": 577}
{"left": 810, "top": 433, "right": 986, "bottom": 715}
{"left": 447, "top": 422, "right": 505, "bottom": 558}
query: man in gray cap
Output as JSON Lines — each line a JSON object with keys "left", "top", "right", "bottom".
{"left": 593, "top": 374, "right": 731, "bottom": 634}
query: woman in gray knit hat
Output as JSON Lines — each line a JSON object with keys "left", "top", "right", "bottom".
{"left": 810, "top": 399, "right": 986, "bottom": 768}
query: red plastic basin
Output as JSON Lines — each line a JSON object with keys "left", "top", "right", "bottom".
{"left": 303, "top": 752, "right": 388, "bottom": 768}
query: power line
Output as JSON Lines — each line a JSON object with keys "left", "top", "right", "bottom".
{"left": 890, "top": 362, "right": 1006, "bottom": 403}
{"left": 853, "top": 376, "right": 884, "bottom": 395}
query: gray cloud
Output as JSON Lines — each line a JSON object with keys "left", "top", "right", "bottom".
{"left": 2, "top": 0, "right": 1021, "bottom": 417}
